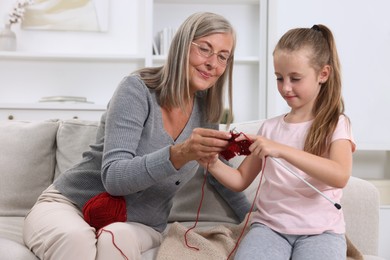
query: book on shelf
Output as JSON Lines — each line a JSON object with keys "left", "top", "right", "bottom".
{"left": 158, "top": 27, "right": 176, "bottom": 56}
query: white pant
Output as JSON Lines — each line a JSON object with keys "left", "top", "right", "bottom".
{"left": 23, "top": 185, "right": 163, "bottom": 260}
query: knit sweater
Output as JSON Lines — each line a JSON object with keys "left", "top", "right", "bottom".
{"left": 54, "top": 75, "right": 249, "bottom": 232}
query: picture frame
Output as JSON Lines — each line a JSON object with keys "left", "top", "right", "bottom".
{"left": 21, "top": 0, "right": 110, "bottom": 32}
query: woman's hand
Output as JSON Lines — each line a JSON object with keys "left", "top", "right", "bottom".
{"left": 197, "top": 154, "right": 219, "bottom": 169}
{"left": 170, "top": 128, "right": 231, "bottom": 169}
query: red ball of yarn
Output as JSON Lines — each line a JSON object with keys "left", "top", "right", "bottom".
{"left": 82, "top": 192, "right": 127, "bottom": 230}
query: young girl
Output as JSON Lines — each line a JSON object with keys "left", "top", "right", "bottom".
{"left": 199, "top": 24, "right": 355, "bottom": 259}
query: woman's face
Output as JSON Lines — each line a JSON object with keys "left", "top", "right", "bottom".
{"left": 188, "top": 33, "right": 234, "bottom": 94}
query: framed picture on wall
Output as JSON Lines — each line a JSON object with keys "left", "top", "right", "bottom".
{"left": 21, "top": 0, "right": 109, "bottom": 32}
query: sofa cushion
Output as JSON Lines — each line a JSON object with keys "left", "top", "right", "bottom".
{"left": 0, "top": 237, "right": 38, "bottom": 260}
{"left": 55, "top": 119, "right": 99, "bottom": 179}
{"left": 168, "top": 169, "right": 238, "bottom": 223}
{"left": 0, "top": 120, "right": 59, "bottom": 217}
{"left": 342, "top": 176, "right": 380, "bottom": 256}
{"left": 0, "top": 216, "right": 25, "bottom": 244}
{"left": 168, "top": 120, "right": 264, "bottom": 224}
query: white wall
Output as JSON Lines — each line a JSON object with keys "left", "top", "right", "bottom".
{"left": 267, "top": 0, "right": 390, "bottom": 151}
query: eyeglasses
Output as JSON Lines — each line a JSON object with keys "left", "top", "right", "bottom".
{"left": 191, "top": 42, "right": 231, "bottom": 66}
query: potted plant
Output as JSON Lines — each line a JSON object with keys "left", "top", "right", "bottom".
{"left": 0, "top": 0, "right": 34, "bottom": 51}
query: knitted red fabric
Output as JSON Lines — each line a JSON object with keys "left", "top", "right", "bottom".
{"left": 220, "top": 131, "right": 252, "bottom": 161}
{"left": 82, "top": 192, "right": 127, "bottom": 230}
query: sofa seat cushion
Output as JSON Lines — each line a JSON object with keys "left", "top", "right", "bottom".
{"left": 0, "top": 120, "right": 59, "bottom": 217}
{"left": 0, "top": 237, "right": 38, "bottom": 260}
{"left": 0, "top": 216, "right": 24, "bottom": 244}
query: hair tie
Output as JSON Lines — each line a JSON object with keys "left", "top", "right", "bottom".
{"left": 311, "top": 25, "right": 320, "bottom": 31}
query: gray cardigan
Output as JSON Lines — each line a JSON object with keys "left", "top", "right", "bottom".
{"left": 55, "top": 75, "right": 249, "bottom": 232}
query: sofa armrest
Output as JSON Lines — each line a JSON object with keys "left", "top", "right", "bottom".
{"left": 342, "top": 176, "right": 380, "bottom": 256}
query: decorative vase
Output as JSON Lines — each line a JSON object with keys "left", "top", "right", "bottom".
{"left": 0, "top": 25, "right": 17, "bottom": 51}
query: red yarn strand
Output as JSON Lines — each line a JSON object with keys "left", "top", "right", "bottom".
{"left": 184, "top": 163, "right": 209, "bottom": 251}
{"left": 226, "top": 156, "right": 267, "bottom": 259}
{"left": 184, "top": 132, "right": 266, "bottom": 259}
{"left": 96, "top": 228, "right": 129, "bottom": 260}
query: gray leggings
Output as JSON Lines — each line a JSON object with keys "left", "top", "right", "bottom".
{"left": 234, "top": 223, "right": 346, "bottom": 260}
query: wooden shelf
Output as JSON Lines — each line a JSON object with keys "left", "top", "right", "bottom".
{"left": 0, "top": 51, "right": 145, "bottom": 62}
{"left": 0, "top": 103, "right": 106, "bottom": 121}
{"left": 0, "top": 102, "right": 106, "bottom": 111}
{"left": 154, "top": 0, "right": 259, "bottom": 4}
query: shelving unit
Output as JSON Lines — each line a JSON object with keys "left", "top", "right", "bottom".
{"left": 0, "top": 102, "right": 106, "bottom": 121}
{"left": 0, "top": 51, "right": 145, "bottom": 62}
{"left": 0, "top": 0, "right": 268, "bottom": 122}
{"left": 152, "top": 0, "right": 268, "bottom": 121}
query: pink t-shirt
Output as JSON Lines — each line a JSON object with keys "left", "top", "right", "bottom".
{"left": 251, "top": 114, "right": 355, "bottom": 235}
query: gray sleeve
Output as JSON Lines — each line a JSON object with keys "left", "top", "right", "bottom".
{"left": 101, "top": 76, "right": 178, "bottom": 195}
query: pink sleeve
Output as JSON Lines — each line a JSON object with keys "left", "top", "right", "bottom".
{"left": 332, "top": 115, "right": 356, "bottom": 152}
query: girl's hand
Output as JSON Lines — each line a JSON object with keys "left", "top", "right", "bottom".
{"left": 238, "top": 134, "right": 283, "bottom": 159}
{"left": 251, "top": 136, "right": 284, "bottom": 158}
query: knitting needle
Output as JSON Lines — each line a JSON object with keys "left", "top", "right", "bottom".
{"left": 270, "top": 157, "right": 341, "bottom": 210}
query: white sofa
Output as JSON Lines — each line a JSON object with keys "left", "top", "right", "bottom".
{"left": 0, "top": 119, "right": 384, "bottom": 260}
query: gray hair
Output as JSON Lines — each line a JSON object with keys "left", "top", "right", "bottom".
{"left": 135, "top": 12, "right": 236, "bottom": 123}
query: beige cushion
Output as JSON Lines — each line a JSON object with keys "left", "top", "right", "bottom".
{"left": 55, "top": 119, "right": 99, "bottom": 179}
{"left": 0, "top": 120, "right": 59, "bottom": 216}
{"left": 0, "top": 217, "right": 25, "bottom": 244}
{"left": 168, "top": 169, "right": 238, "bottom": 223}
{"left": 0, "top": 237, "right": 38, "bottom": 260}
{"left": 342, "top": 176, "right": 380, "bottom": 255}
{"left": 168, "top": 120, "right": 264, "bottom": 223}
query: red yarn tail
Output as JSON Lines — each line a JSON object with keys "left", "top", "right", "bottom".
{"left": 183, "top": 157, "right": 267, "bottom": 259}
{"left": 184, "top": 164, "right": 209, "bottom": 251}
{"left": 226, "top": 157, "right": 267, "bottom": 259}
{"left": 97, "top": 228, "right": 129, "bottom": 260}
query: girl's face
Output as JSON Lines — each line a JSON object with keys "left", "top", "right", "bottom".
{"left": 273, "top": 48, "right": 329, "bottom": 116}
{"left": 188, "top": 33, "right": 233, "bottom": 94}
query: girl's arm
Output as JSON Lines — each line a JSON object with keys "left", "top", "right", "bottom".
{"left": 199, "top": 151, "right": 263, "bottom": 192}
{"left": 280, "top": 139, "right": 352, "bottom": 188}
{"left": 249, "top": 136, "right": 353, "bottom": 188}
